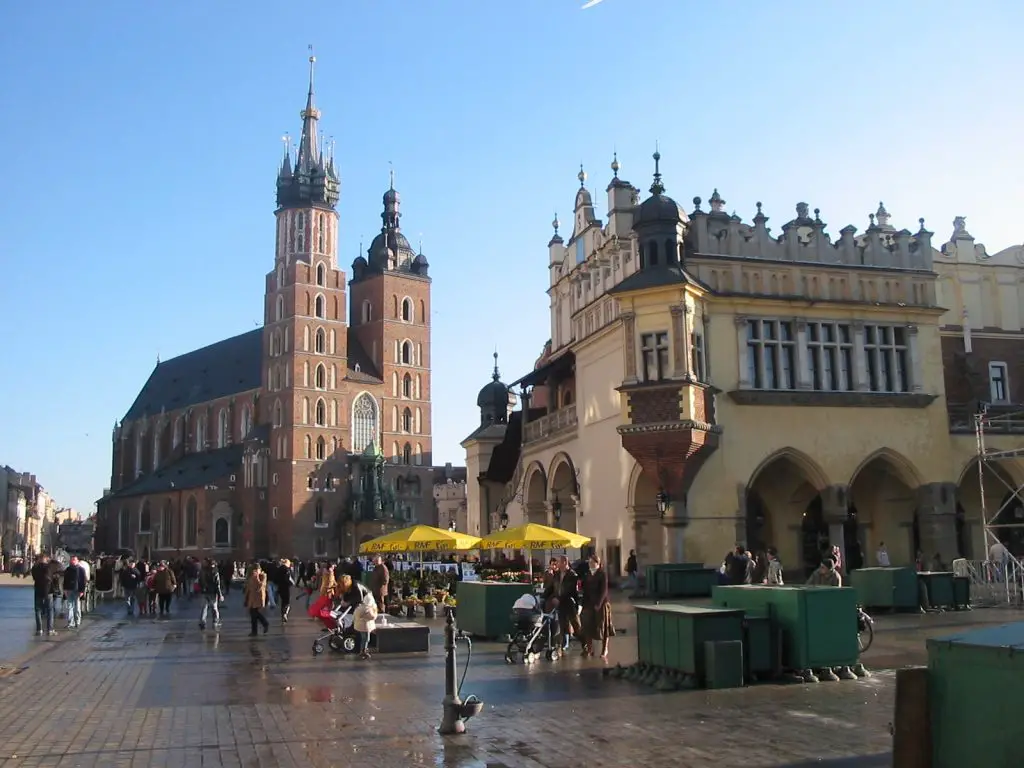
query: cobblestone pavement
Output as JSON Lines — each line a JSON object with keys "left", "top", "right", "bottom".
{"left": 0, "top": 594, "right": 1018, "bottom": 768}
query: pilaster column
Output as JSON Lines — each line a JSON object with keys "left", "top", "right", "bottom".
{"left": 916, "top": 482, "right": 958, "bottom": 564}
{"left": 851, "top": 321, "right": 869, "bottom": 391}
{"left": 734, "top": 316, "right": 752, "bottom": 389}
{"left": 905, "top": 325, "right": 922, "bottom": 392}
{"left": 621, "top": 312, "right": 638, "bottom": 384}
{"left": 794, "top": 318, "right": 812, "bottom": 390}
{"left": 670, "top": 305, "right": 688, "bottom": 379}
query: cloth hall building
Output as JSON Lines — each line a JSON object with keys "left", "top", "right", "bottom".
{"left": 96, "top": 60, "right": 435, "bottom": 561}
{"left": 463, "top": 154, "right": 1024, "bottom": 578}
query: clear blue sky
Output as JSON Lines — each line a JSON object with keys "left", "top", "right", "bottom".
{"left": 1, "top": 1, "right": 1021, "bottom": 515}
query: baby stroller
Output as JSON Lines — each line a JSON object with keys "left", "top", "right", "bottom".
{"left": 504, "top": 593, "right": 560, "bottom": 664}
{"left": 311, "top": 603, "right": 359, "bottom": 655}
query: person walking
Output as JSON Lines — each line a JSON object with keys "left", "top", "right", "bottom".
{"left": 369, "top": 555, "right": 389, "bottom": 614}
{"left": 30, "top": 555, "right": 56, "bottom": 636}
{"left": 62, "top": 556, "right": 87, "bottom": 630}
{"left": 244, "top": 563, "right": 270, "bottom": 636}
{"left": 580, "top": 554, "right": 615, "bottom": 659}
{"left": 198, "top": 558, "right": 223, "bottom": 631}
{"left": 273, "top": 559, "right": 294, "bottom": 624}
{"left": 153, "top": 563, "right": 177, "bottom": 617}
{"left": 337, "top": 573, "right": 378, "bottom": 660}
{"left": 119, "top": 559, "right": 142, "bottom": 616}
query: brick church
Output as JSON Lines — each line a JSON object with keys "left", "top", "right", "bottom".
{"left": 95, "top": 58, "right": 435, "bottom": 561}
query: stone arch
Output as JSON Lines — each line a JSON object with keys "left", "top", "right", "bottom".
{"left": 628, "top": 462, "right": 661, "bottom": 566}
{"left": 523, "top": 461, "right": 547, "bottom": 524}
{"left": 957, "top": 458, "right": 1024, "bottom": 559}
{"left": 745, "top": 448, "right": 830, "bottom": 577}
{"left": 210, "top": 500, "right": 233, "bottom": 549}
{"left": 548, "top": 453, "right": 579, "bottom": 532}
{"left": 848, "top": 449, "right": 922, "bottom": 567}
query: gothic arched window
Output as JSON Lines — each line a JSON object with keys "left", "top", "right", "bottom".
{"left": 315, "top": 436, "right": 326, "bottom": 460}
{"left": 315, "top": 498, "right": 325, "bottom": 524}
{"left": 315, "top": 327, "right": 325, "bottom": 354}
{"left": 402, "top": 442, "right": 412, "bottom": 465}
{"left": 218, "top": 409, "right": 229, "bottom": 448}
{"left": 316, "top": 262, "right": 326, "bottom": 286}
{"left": 314, "top": 294, "right": 326, "bottom": 318}
{"left": 315, "top": 398, "right": 326, "bottom": 427}
{"left": 403, "top": 373, "right": 412, "bottom": 398}
{"left": 139, "top": 502, "right": 151, "bottom": 532}
{"left": 161, "top": 501, "right": 173, "bottom": 549}
{"left": 351, "top": 393, "right": 378, "bottom": 453}
{"left": 241, "top": 406, "right": 252, "bottom": 439}
{"left": 401, "top": 341, "right": 412, "bottom": 365}
{"left": 402, "top": 407, "right": 412, "bottom": 432}
{"left": 185, "top": 496, "right": 198, "bottom": 547}
{"left": 315, "top": 364, "right": 326, "bottom": 389}
{"left": 195, "top": 416, "right": 207, "bottom": 452}
{"left": 118, "top": 508, "right": 130, "bottom": 549}
{"left": 402, "top": 297, "right": 413, "bottom": 322}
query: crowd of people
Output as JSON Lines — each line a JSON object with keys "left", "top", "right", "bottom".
{"left": 540, "top": 553, "right": 615, "bottom": 659}
{"left": 28, "top": 553, "right": 91, "bottom": 635}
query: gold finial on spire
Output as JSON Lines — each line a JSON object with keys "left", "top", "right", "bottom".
{"left": 578, "top": 163, "right": 587, "bottom": 187}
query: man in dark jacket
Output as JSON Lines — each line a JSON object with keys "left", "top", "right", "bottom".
{"left": 119, "top": 560, "right": 142, "bottom": 616}
{"left": 30, "top": 555, "right": 56, "bottom": 635}
{"left": 542, "top": 556, "right": 581, "bottom": 651}
{"left": 725, "top": 546, "right": 753, "bottom": 586}
{"left": 62, "top": 556, "right": 87, "bottom": 629}
{"left": 198, "top": 558, "right": 223, "bottom": 630}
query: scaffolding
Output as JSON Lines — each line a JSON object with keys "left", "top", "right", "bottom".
{"left": 961, "top": 406, "right": 1024, "bottom": 605}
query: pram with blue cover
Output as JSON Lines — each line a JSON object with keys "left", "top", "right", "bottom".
{"left": 504, "top": 593, "right": 560, "bottom": 663}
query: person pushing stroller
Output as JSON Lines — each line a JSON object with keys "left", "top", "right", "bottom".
{"left": 542, "top": 556, "right": 580, "bottom": 652}
{"left": 335, "top": 574, "right": 378, "bottom": 660}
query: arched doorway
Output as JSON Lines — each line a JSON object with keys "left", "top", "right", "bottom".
{"left": 549, "top": 455, "right": 578, "bottom": 533}
{"left": 628, "top": 465, "right": 660, "bottom": 567}
{"left": 848, "top": 451, "right": 921, "bottom": 567}
{"left": 746, "top": 450, "right": 828, "bottom": 577}
{"left": 523, "top": 464, "right": 547, "bottom": 524}
{"left": 957, "top": 460, "right": 1024, "bottom": 559}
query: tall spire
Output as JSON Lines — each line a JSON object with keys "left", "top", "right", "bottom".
{"left": 650, "top": 146, "right": 665, "bottom": 195}
{"left": 295, "top": 48, "right": 321, "bottom": 174}
{"left": 276, "top": 49, "right": 339, "bottom": 210}
{"left": 492, "top": 350, "right": 501, "bottom": 381}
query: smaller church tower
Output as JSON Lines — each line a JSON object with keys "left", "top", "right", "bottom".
{"left": 349, "top": 174, "right": 433, "bottom": 470}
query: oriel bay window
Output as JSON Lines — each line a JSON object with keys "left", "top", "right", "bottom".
{"left": 641, "top": 332, "right": 670, "bottom": 382}
{"left": 746, "top": 319, "right": 796, "bottom": 390}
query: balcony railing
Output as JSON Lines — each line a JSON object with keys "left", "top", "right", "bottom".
{"left": 947, "top": 403, "right": 1024, "bottom": 434}
{"left": 523, "top": 405, "right": 578, "bottom": 444}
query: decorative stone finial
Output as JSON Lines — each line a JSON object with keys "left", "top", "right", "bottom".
{"left": 611, "top": 152, "right": 620, "bottom": 178}
{"left": 756, "top": 201, "right": 763, "bottom": 215}
{"left": 710, "top": 188, "right": 725, "bottom": 213}
{"left": 578, "top": 164, "right": 587, "bottom": 187}
{"left": 492, "top": 350, "right": 501, "bottom": 381}
{"left": 650, "top": 148, "right": 664, "bottom": 195}
{"left": 814, "top": 208, "right": 821, "bottom": 223}
{"left": 692, "top": 196, "right": 702, "bottom": 212}
{"left": 869, "top": 213, "right": 876, "bottom": 228}
{"left": 552, "top": 213, "right": 560, "bottom": 235}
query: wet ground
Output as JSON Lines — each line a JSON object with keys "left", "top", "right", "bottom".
{"left": 0, "top": 592, "right": 1019, "bottom": 768}
{"left": 0, "top": 586, "right": 39, "bottom": 662}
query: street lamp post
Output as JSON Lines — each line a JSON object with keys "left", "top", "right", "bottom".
{"left": 551, "top": 498, "right": 562, "bottom": 526}
{"left": 656, "top": 490, "right": 669, "bottom": 518}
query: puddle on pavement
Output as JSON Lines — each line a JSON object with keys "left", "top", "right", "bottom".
{"left": 281, "top": 685, "right": 336, "bottom": 704}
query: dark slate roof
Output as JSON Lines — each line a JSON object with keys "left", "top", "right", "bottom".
{"left": 608, "top": 264, "right": 707, "bottom": 296}
{"left": 484, "top": 411, "right": 523, "bottom": 484}
{"left": 123, "top": 330, "right": 263, "bottom": 421}
{"left": 104, "top": 445, "right": 245, "bottom": 501}
{"left": 345, "top": 333, "right": 383, "bottom": 383}
{"left": 244, "top": 424, "right": 270, "bottom": 444}
{"left": 510, "top": 351, "right": 575, "bottom": 390}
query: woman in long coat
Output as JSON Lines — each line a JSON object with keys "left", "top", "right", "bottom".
{"left": 337, "top": 573, "right": 378, "bottom": 660}
{"left": 244, "top": 562, "right": 269, "bottom": 637}
{"left": 579, "top": 554, "right": 615, "bottom": 659}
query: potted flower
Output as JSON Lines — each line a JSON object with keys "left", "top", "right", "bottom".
{"left": 433, "top": 589, "right": 449, "bottom": 603}
{"left": 387, "top": 599, "right": 404, "bottom": 617}
{"left": 403, "top": 597, "right": 420, "bottom": 619}
{"left": 421, "top": 595, "right": 438, "bottom": 619}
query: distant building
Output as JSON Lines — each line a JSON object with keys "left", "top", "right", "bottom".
{"left": 58, "top": 520, "right": 95, "bottom": 554}
{"left": 433, "top": 463, "right": 469, "bottom": 535}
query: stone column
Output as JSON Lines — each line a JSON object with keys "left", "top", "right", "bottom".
{"left": 852, "top": 322, "right": 869, "bottom": 391}
{"left": 664, "top": 499, "right": 688, "bottom": 563}
{"left": 670, "top": 305, "right": 688, "bottom": 379}
{"left": 794, "top": 318, "right": 812, "bottom": 390}
{"left": 622, "top": 312, "right": 638, "bottom": 384}
{"left": 916, "top": 482, "right": 958, "bottom": 564}
{"left": 734, "top": 316, "right": 752, "bottom": 388}
{"left": 821, "top": 485, "right": 850, "bottom": 570}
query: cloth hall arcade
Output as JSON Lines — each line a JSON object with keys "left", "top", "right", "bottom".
{"left": 96, "top": 59, "right": 435, "bottom": 561}
{"left": 463, "top": 153, "right": 1024, "bottom": 578}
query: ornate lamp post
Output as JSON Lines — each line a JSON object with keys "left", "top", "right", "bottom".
{"left": 551, "top": 497, "right": 562, "bottom": 525}
{"left": 499, "top": 510, "right": 509, "bottom": 531}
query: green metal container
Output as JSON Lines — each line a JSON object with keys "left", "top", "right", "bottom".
{"left": 704, "top": 640, "right": 745, "bottom": 689}
{"left": 952, "top": 576, "right": 970, "bottom": 608}
{"left": 635, "top": 604, "right": 744, "bottom": 680}
{"left": 928, "top": 622, "right": 1024, "bottom": 767}
{"left": 919, "top": 571, "right": 955, "bottom": 609}
{"left": 712, "top": 585, "right": 859, "bottom": 670}
{"left": 658, "top": 567, "right": 719, "bottom": 598}
{"left": 456, "top": 581, "right": 533, "bottom": 639}
{"left": 644, "top": 563, "right": 705, "bottom": 597}
{"left": 742, "top": 612, "right": 777, "bottom": 679}
{"left": 849, "top": 567, "right": 918, "bottom": 610}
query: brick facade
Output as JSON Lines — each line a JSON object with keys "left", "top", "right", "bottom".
{"left": 941, "top": 333, "right": 1024, "bottom": 406}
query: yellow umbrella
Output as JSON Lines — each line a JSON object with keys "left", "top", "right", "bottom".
{"left": 359, "top": 524, "right": 481, "bottom": 554}
{"left": 478, "top": 523, "right": 590, "bottom": 550}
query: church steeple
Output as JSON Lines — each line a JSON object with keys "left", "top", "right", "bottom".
{"left": 276, "top": 51, "right": 339, "bottom": 211}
